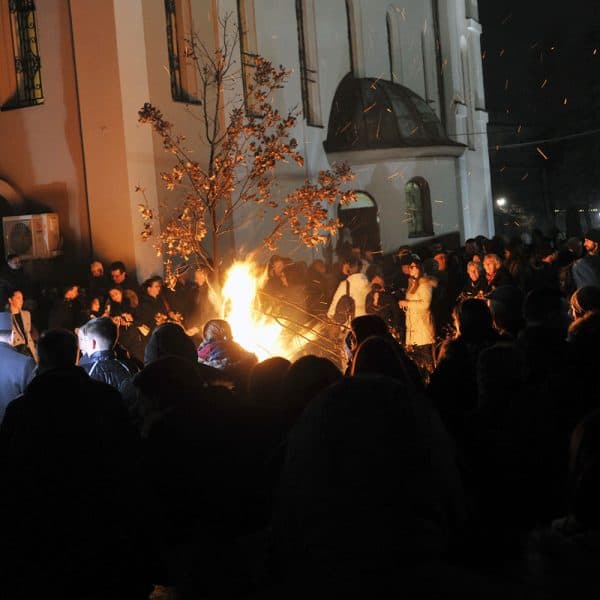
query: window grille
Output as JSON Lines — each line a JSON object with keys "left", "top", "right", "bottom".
{"left": 1, "top": 0, "right": 43, "bottom": 110}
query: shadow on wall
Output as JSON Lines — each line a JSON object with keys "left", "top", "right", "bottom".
{"left": 2, "top": 182, "right": 88, "bottom": 287}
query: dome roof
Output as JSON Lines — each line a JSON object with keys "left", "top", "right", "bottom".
{"left": 324, "top": 74, "right": 464, "bottom": 154}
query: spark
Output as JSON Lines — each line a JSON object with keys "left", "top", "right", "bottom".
{"left": 482, "top": 50, "right": 486, "bottom": 60}
{"left": 541, "top": 79, "right": 548, "bottom": 88}
{"left": 594, "top": 49, "right": 598, "bottom": 55}
{"left": 517, "top": 124, "right": 522, "bottom": 133}
{"left": 363, "top": 102, "right": 377, "bottom": 113}
{"left": 521, "top": 172, "right": 529, "bottom": 181}
{"left": 387, "top": 170, "right": 404, "bottom": 180}
{"left": 505, "top": 79, "right": 509, "bottom": 90}
{"left": 563, "top": 97, "right": 568, "bottom": 105}
{"left": 338, "top": 121, "right": 352, "bottom": 134}
{"left": 499, "top": 48, "right": 505, "bottom": 57}
{"left": 499, "top": 166, "right": 506, "bottom": 173}
{"left": 536, "top": 146, "right": 549, "bottom": 160}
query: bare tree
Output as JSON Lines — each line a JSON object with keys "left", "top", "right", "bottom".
{"left": 138, "top": 14, "right": 355, "bottom": 288}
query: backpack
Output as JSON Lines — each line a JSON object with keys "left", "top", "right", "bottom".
{"left": 333, "top": 279, "right": 356, "bottom": 325}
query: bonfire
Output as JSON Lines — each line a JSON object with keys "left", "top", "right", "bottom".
{"left": 220, "top": 260, "right": 337, "bottom": 363}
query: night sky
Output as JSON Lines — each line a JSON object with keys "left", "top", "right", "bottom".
{"left": 479, "top": 1, "right": 600, "bottom": 126}
{"left": 478, "top": 1, "right": 600, "bottom": 237}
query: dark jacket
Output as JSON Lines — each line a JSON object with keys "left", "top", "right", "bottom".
{"left": 485, "top": 267, "right": 514, "bottom": 294}
{"left": 0, "top": 342, "right": 36, "bottom": 424}
{"left": 48, "top": 297, "right": 85, "bottom": 331}
{"left": 80, "top": 349, "right": 137, "bottom": 389}
{"left": 0, "top": 366, "right": 150, "bottom": 598}
{"left": 457, "top": 277, "right": 488, "bottom": 302}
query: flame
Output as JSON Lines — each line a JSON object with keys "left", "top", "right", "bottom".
{"left": 221, "top": 260, "right": 306, "bottom": 361}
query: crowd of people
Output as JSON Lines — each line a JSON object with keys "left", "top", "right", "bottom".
{"left": 1, "top": 227, "right": 600, "bottom": 598}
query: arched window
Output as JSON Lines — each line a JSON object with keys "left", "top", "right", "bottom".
{"left": 296, "top": 0, "right": 322, "bottom": 126}
{"left": 405, "top": 177, "right": 433, "bottom": 238}
{"left": 164, "top": 0, "right": 201, "bottom": 104}
{"left": 237, "top": 0, "right": 259, "bottom": 115}
{"left": 460, "top": 35, "right": 475, "bottom": 150}
{"left": 338, "top": 191, "right": 381, "bottom": 253}
{"left": 386, "top": 7, "right": 402, "bottom": 84}
{"left": 345, "top": 0, "right": 364, "bottom": 77}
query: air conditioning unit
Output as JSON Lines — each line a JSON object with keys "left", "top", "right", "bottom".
{"left": 2, "top": 213, "right": 61, "bottom": 259}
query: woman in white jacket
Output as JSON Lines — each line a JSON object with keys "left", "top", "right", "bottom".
{"left": 398, "top": 258, "right": 435, "bottom": 373}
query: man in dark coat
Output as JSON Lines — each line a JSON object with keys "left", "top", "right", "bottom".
{"left": 0, "top": 328, "right": 152, "bottom": 599}
{"left": 0, "top": 311, "right": 35, "bottom": 424}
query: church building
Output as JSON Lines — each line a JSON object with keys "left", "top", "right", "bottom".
{"left": 0, "top": 0, "right": 493, "bottom": 281}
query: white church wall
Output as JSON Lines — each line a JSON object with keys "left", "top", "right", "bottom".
{"left": 437, "top": 1, "right": 494, "bottom": 240}
{"left": 334, "top": 155, "right": 461, "bottom": 254}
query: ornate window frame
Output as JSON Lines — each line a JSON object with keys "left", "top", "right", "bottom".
{"left": 0, "top": 0, "right": 44, "bottom": 111}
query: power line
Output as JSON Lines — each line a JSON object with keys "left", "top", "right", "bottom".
{"left": 489, "top": 126, "right": 600, "bottom": 150}
{"left": 449, "top": 125, "right": 600, "bottom": 149}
